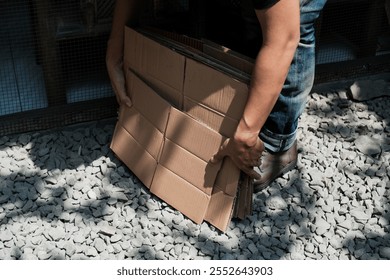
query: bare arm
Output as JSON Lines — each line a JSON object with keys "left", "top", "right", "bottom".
{"left": 211, "top": 0, "right": 300, "bottom": 177}
{"left": 106, "top": 0, "right": 142, "bottom": 107}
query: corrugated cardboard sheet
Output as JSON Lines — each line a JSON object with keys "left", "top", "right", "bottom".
{"left": 111, "top": 27, "right": 254, "bottom": 231}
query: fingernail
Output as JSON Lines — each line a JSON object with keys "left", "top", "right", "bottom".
{"left": 210, "top": 156, "right": 219, "bottom": 164}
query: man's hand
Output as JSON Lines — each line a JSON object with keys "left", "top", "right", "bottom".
{"left": 210, "top": 129, "right": 264, "bottom": 179}
{"left": 106, "top": 38, "right": 132, "bottom": 108}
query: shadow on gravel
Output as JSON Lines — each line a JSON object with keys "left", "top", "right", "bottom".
{"left": 0, "top": 121, "right": 121, "bottom": 221}
{"left": 1, "top": 117, "right": 312, "bottom": 260}
{"left": 123, "top": 79, "right": 390, "bottom": 260}
{"left": 305, "top": 79, "right": 390, "bottom": 260}
{"left": 1, "top": 78, "right": 389, "bottom": 260}
{"left": 0, "top": 120, "right": 151, "bottom": 259}
{"left": 243, "top": 170, "right": 317, "bottom": 260}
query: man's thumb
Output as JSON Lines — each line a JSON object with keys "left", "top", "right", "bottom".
{"left": 124, "top": 97, "right": 132, "bottom": 107}
{"left": 210, "top": 139, "right": 229, "bottom": 164}
{"left": 119, "top": 93, "right": 132, "bottom": 108}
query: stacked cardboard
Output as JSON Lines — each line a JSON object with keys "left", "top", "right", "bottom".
{"left": 110, "top": 27, "right": 254, "bottom": 231}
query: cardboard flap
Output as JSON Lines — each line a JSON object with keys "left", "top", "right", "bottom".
{"left": 204, "top": 186, "right": 235, "bottom": 232}
{"left": 214, "top": 157, "right": 241, "bottom": 197}
{"left": 118, "top": 106, "right": 164, "bottom": 160}
{"left": 127, "top": 70, "right": 171, "bottom": 133}
{"left": 142, "top": 36, "right": 185, "bottom": 93}
{"left": 159, "top": 139, "right": 221, "bottom": 196}
{"left": 124, "top": 27, "right": 185, "bottom": 108}
{"left": 183, "top": 97, "right": 239, "bottom": 138}
{"left": 110, "top": 123, "right": 157, "bottom": 188}
{"left": 124, "top": 27, "right": 143, "bottom": 73}
{"left": 166, "top": 108, "right": 225, "bottom": 162}
{"left": 151, "top": 165, "right": 210, "bottom": 224}
{"left": 184, "top": 59, "right": 248, "bottom": 120}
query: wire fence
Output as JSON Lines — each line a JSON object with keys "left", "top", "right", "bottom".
{"left": 1, "top": 0, "right": 389, "bottom": 135}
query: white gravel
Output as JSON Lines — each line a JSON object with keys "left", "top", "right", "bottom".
{"left": 0, "top": 77, "right": 390, "bottom": 260}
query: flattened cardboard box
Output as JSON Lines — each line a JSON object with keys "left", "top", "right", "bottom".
{"left": 123, "top": 27, "right": 250, "bottom": 130}
{"left": 124, "top": 27, "right": 185, "bottom": 108}
{"left": 112, "top": 72, "right": 227, "bottom": 227}
{"left": 111, "top": 71, "right": 171, "bottom": 187}
{"left": 112, "top": 27, "right": 252, "bottom": 231}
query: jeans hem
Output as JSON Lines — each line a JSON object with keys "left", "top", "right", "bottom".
{"left": 260, "top": 128, "right": 297, "bottom": 153}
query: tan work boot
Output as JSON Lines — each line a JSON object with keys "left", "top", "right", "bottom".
{"left": 253, "top": 141, "right": 298, "bottom": 192}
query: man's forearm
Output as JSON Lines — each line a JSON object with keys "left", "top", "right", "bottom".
{"left": 235, "top": 0, "right": 300, "bottom": 145}
{"left": 238, "top": 38, "right": 298, "bottom": 135}
{"left": 109, "top": 0, "right": 142, "bottom": 41}
{"left": 107, "top": 0, "right": 143, "bottom": 69}
{"left": 107, "top": 0, "right": 142, "bottom": 107}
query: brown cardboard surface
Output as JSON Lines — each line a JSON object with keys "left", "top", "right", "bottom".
{"left": 151, "top": 165, "right": 210, "bottom": 224}
{"left": 126, "top": 70, "right": 171, "bottom": 133}
{"left": 214, "top": 158, "right": 241, "bottom": 197}
{"left": 112, "top": 26, "right": 255, "bottom": 231}
{"left": 234, "top": 178, "right": 248, "bottom": 220}
{"left": 110, "top": 124, "right": 157, "bottom": 188}
{"left": 166, "top": 108, "right": 225, "bottom": 162}
{"left": 124, "top": 28, "right": 185, "bottom": 108}
{"left": 119, "top": 107, "right": 163, "bottom": 160}
{"left": 123, "top": 27, "right": 143, "bottom": 73}
{"left": 183, "top": 59, "right": 249, "bottom": 120}
{"left": 111, "top": 71, "right": 171, "bottom": 188}
{"left": 159, "top": 139, "right": 218, "bottom": 195}
{"left": 184, "top": 97, "right": 239, "bottom": 138}
{"left": 204, "top": 186, "right": 236, "bottom": 232}
{"left": 247, "top": 177, "right": 254, "bottom": 215}
{"left": 114, "top": 68, "right": 229, "bottom": 226}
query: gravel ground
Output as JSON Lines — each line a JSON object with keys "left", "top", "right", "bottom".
{"left": 0, "top": 78, "right": 390, "bottom": 260}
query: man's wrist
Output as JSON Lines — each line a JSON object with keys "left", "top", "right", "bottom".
{"left": 234, "top": 118, "right": 261, "bottom": 148}
{"left": 107, "top": 36, "right": 124, "bottom": 61}
{"left": 107, "top": 34, "right": 123, "bottom": 47}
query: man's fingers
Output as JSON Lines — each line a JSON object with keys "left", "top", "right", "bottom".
{"left": 112, "top": 81, "right": 132, "bottom": 107}
{"left": 255, "top": 137, "right": 265, "bottom": 151}
{"left": 210, "top": 139, "right": 230, "bottom": 164}
{"left": 251, "top": 138, "right": 264, "bottom": 159}
{"left": 120, "top": 95, "right": 132, "bottom": 107}
{"left": 107, "top": 58, "right": 132, "bottom": 107}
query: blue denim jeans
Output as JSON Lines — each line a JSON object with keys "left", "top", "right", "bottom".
{"left": 260, "top": 0, "right": 328, "bottom": 153}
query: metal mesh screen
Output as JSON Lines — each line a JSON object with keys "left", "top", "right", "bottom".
{"left": 1, "top": 0, "right": 389, "bottom": 135}
{"left": 314, "top": 0, "right": 390, "bottom": 83}
{"left": 317, "top": 0, "right": 389, "bottom": 64}
{"left": 0, "top": 0, "right": 114, "bottom": 115}
{"left": 0, "top": 1, "right": 47, "bottom": 115}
